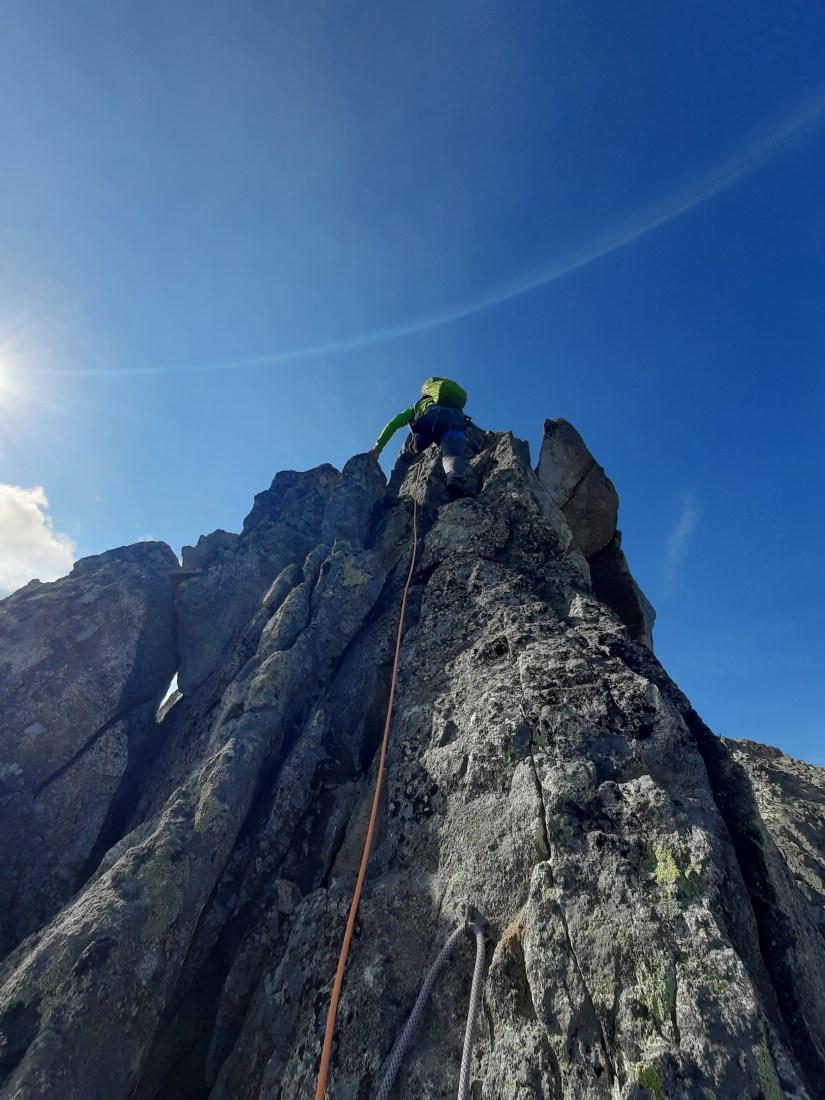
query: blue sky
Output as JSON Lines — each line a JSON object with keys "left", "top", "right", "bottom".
{"left": 0, "top": 1, "right": 823, "bottom": 763}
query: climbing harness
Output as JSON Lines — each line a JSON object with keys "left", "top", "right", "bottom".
{"left": 314, "top": 497, "right": 420, "bottom": 1100}
{"left": 376, "top": 905, "right": 487, "bottom": 1100}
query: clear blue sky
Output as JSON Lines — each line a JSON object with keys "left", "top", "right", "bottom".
{"left": 1, "top": 2, "right": 823, "bottom": 763}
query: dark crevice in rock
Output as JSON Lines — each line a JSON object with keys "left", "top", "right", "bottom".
{"left": 138, "top": 556, "right": 399, "bottom": 1097}
{"left": 33, "top": 693, "right": 159, "bottom": 797}
{"left": 560, "top": 457, "right": 597, "bottom": 511}
{"left": 412, "top": 560, "right": 440, "bottom": 587}
{"left": 542, "top": 1030, "right": 564, "bottom": 1100}
{"left": 553, "top": 898, "right": 619, "bottom": 1089}
{"left": 670, "top": 999, "right": 681, "bottom": 1048}
{"left": 137, "top": 819, "right": 287, "bottom": 1088}
{"left": 689, "top": 712, "right": 825, "bottom": 1092}
{"left": 77, "top": 718, "right": 166, "bottom": 890}
{"left": 139, "top": 762, "right": 303, "bottom": 1098}
{"left": 527, "top": 746, "right": 552, "bottom": 862}
{"left": 139, "top": 919, "right": 245, "bottom": 1100}
{"left": 525, "top": 704, "right": 620, "bottom": 1092}
{"left": 315, "top": 677, "right": 395, "bottom": 892}
{"left": 356, "top": 662, "right": 394, "bottom": 775}
{"left": 482, "top": 997, "right": 497, "bottom": 1059}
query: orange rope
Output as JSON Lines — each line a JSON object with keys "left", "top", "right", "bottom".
{"left": 314, "top": 498, "right": 419, "bottom": 1099}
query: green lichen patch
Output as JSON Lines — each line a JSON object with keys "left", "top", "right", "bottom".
{"left": 635, "top": 1062, "right": 665, "bottom": 1100}
{"left": 539, "top": 878, "right": 555, "bottom": 903}
{"left": 687, "top": 953, "right": 726, "bottom": 998}
{"left": 590, "top": 964, "right": 616, "bottom": 1010}
{"left": 250, "top": 654, "right": 293, "bottom": 708}
{"left": 653, "top": 846, "right": 679, "bottom": 888}
{"left": 338, "top": 555, "right": 371, "bottom": 588}
{"left": 549, "top": 1034, "right": 572, "bottom": 1074}
{"left": 755, "top": 1041, "right": 780, "bottom": 1100}
{"left": 141, "top": 848, "right": 187, "bottom": 941}
{"left": 643, "top": 840, "right": 704, "bottom": 907}
{"left": 637, "top": 955, "right": 676, "bottom": 1031}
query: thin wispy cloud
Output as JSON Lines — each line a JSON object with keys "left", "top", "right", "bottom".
{"left": 663, "top": 490, "right": 700, "bottom": 597}
{"left": 28, "top": 89, "right": 825, "bottom": 379}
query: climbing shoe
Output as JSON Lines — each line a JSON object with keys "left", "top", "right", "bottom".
{"left": 446, "top": 483, "right": 468, "bottom": 502}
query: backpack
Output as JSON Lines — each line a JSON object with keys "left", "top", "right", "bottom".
{"left": 421, "top": 377, "right": 467, "bottom": 409}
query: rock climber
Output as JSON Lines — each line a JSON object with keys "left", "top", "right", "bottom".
{"left": 369, "top": 377, "right": 469, "bottom": 501}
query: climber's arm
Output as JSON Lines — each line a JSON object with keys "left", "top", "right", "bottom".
{"left": 372, "top": 407, "right": 415, "bottom": 456}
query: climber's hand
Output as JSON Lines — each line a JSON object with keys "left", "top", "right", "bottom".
{"left": 368, "top": 448, "right": 379, "bottom": 460}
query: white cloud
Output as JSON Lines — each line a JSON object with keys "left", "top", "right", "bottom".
{"left": 663, "top": 490, "right": 699, "bottom": 597}
{"left": 0, "top": 484, "right": 77, "bottom": 598}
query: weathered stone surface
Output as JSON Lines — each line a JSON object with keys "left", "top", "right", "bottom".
{"left": 589, "top": 532, "right": 656, "bottom": 649}
{"left": 0, "top": 429, "right": 822, "bottom": 1100}
{"left": 732, "top": 740, "right": 825, "bottom": 937}
{"left": 537, "top": 418, "right": 619, "bottom": 559}
{"left": 0, "top": 542, "right": 180, "bottom": 957}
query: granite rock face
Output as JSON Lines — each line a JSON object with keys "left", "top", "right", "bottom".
{"left": 0, "top": 542, "right": 180, "bottom": 957}
{"left": 0, "top": 427, "right": 822, "bottom": 1100}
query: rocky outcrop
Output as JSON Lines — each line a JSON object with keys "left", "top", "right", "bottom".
{"left": 589, "top": 533, "right": 656, "bottom": 649}
{"left": 0, "top": 427, "right": 822, "bottom": 1100}
{"left": 733, "top": 741, "right": 825, "bottom": 940}
{"left": 0, "top": 543, "right": 180, "bottom": 957}
{"left": 537, "top": 418, "right": 619, "bottom": 560}
{"left": 536, "top": 419, "right": 654, "bottom": 649}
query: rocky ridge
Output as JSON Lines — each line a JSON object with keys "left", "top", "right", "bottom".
{"left": 0, "top": 419, "right": 823, "bottom": 1100}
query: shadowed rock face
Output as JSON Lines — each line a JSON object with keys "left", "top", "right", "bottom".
{"left": 0, "top": 429, "right": 822, "bottom": 1100}
{"left": 0, "top": 542, "right": 180, "bottom": 956}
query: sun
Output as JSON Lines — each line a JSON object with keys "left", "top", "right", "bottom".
{"left": 0, "top": 362, "right": 11, "bottom": 401}
{"left": 0, "top": 361, "right": 18, "bottom": 400}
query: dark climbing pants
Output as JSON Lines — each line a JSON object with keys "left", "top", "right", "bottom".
{"left": 388, "top": 406, "right": 467, "bottom": 494}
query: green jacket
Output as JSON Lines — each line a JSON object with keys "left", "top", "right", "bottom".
{"left": 373, "top": 396, "right": 434, "bottom": 455}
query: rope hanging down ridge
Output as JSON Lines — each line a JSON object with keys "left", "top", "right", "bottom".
{"left": 314, "top": 496, "right": 420, "bottom": 1099}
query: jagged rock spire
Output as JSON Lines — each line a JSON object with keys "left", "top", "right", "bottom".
{"left": 0, "top": 424, "right": 823, "bottom": 1099}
